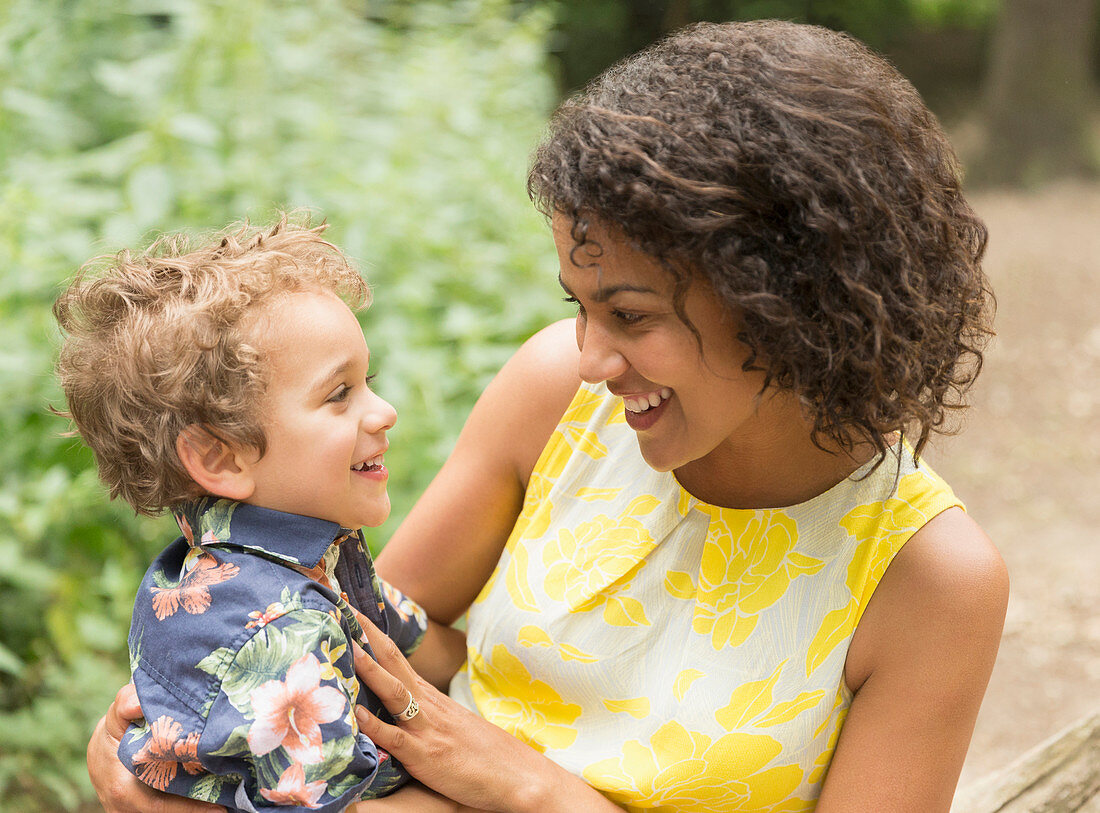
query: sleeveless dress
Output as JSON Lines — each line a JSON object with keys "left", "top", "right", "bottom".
{"left": 449, "top": 382, "right": 962, "bottom": 812}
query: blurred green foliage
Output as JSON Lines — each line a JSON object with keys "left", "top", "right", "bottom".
{"left": 0, "top": 0, "right": 562, "bottom": 808}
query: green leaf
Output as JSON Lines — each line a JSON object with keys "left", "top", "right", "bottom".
{"left": 303, "top": 734, "right": 358, "bottom": 786}
{"left": 204, "top": 500, "right": 236, "bottom": 543}
{"left": 217, "top": 625, "right": 302, "bottom": 715}
{"left": 190, "top": 771, "right": 240, "bottom": 803}
{"left": 195, "top": 646, "right": 237, "bottom": 680}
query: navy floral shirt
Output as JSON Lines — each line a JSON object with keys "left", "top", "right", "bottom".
{"left": 119, "top": 498, "right": 428, "bottom": 811}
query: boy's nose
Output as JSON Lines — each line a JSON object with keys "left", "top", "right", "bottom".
{"left": 362, "top": 391, "right": 397, "bottom": 433}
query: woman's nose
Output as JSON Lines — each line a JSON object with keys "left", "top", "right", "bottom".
{"left": 362, "top": 390, "right": 397, "bottom": 433}
{"left": 576, "top": 319, "right": 629, "bottom": 384}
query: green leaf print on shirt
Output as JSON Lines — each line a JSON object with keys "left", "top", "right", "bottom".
{"left": 198, "top": 608, "right": 334, "bottom": 716}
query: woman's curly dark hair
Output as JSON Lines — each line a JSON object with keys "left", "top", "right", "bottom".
{"left": 528, "top": 20, "right": 993, "bottom": 464}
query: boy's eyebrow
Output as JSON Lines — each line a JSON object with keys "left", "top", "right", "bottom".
{"left": 557, "top": 274, "right": 658, "bottom": 303}
{"left": 310, "top": 360, "right": 353, "bottom": 393}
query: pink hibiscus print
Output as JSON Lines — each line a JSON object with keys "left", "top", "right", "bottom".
{"left": 259, "top": 762, "right": 328, "bottom": 808}
{"left": 246, "top": 653, "right": 346, "bottom": 764}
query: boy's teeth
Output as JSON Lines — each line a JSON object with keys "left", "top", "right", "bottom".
{"left": 351, "top": 456, "right": 382, "bottom": 472}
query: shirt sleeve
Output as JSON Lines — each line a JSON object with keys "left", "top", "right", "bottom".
{"left": 376, "top": 577, "right": 428, "bottom": 656}
{"left": 192, "top": 607, "right": 409, "bottom": 810}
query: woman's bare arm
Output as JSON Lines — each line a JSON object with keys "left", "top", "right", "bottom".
{"left": 406, "top": 620, "right": 468, "bottom": 691}
{"left": 375, "top": 318, "right": 580, "bottom": 622}
{"left": 816, "top": 507, "right": 1009, "bottom": 811}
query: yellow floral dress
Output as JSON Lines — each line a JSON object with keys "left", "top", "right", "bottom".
{"left": 449, "top": 382, "right": 962, "bottom": 811}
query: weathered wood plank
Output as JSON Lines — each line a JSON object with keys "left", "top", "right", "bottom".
{"left": 952, "top": 707, "right": 1100, "bottom": 812}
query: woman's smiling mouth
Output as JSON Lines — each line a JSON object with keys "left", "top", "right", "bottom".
{"left": 622, "top": 387, "right": 672, "bottom": 414}
{"left": 621, "top": 388, "right": 672, "bottom": 431}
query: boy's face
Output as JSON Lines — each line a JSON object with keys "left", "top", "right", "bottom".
{"left": 242, "top": 290, "right": 396, "bottom": 529}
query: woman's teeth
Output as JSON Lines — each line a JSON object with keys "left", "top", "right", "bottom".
{"left": 351, "top": 455, "right": 384, "bottom": 472}
{"left": 623, "top": 388, "right": 672, "bottom": 413}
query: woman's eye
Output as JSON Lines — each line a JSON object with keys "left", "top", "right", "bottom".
{"left": 562, "top": 296, "right": 586, "bottom": 318}
{"left": 365, "top": 373, "right": 378, "bottom": 387}
{"left": 613, "top": 310, "right": 645, "bottom": 325}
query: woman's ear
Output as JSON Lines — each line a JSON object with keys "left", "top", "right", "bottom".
{"left": 176, "top": 425, "right": 256, "bottom": 502}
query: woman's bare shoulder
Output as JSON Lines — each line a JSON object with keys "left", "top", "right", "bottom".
{"left": 847, "top": 506, "right": 1009, "bottom": 692}
{"left": 822, "top": 509, "right": 1008, "bottom": 810}
{"left": 495, "top": 318, "right": 581, "bottom": 400}
{"left": 474, "top": 318, "right": 581, "bottom": 481}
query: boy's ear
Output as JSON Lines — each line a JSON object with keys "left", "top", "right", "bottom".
{"left": 176, "top": 424, "right": 256, "bottom": 502}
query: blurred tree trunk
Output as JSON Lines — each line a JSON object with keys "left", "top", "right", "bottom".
{"left": 977, "top": 0, "right": 1099, "bottom": 185}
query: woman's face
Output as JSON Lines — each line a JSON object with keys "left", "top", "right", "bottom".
{"left": 553, "top": 214, "right": 772, "bottom": 474}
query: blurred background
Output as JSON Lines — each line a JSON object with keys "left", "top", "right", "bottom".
{"left": 0, "top": 1, "right": 1096, "bottom": 809}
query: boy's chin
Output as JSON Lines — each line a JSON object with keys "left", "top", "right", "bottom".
{"left": 345, "top": 505, "right": 391, "bottom": 530}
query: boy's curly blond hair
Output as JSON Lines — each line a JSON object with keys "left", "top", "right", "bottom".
{"left": 54, "top": 213, "right": 369, "bottom": 516}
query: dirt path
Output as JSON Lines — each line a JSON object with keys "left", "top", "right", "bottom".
{"left": 923, "top": 181, "right": 1100, "bottom": 790}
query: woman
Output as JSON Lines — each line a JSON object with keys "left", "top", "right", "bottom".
{"left": 89, "top": 20, "right": 1007, "bottom": 812}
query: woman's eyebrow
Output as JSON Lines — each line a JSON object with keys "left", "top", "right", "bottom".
{"left": 557, "top": 274, "right": 658, "bottom": 302}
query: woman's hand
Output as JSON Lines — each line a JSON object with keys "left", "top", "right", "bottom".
{"left": 350, "top": 610, "right": 621, "bottom": 813}
{"left": 87, "top": 684, "right": 223, "bottom": 813}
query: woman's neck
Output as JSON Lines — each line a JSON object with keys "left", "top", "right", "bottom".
{"left": 673, "top": 393, "right": 876, "bottom": 510}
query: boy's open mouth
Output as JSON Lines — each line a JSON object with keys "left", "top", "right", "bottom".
{"left": 351, "top": 454, "right": 384, "bottom": 472}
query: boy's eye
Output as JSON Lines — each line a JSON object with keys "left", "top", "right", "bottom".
{"left": 327, "top": 385, "right": 351, "bottom": 403}
{"left": 562, "top": 296, "right": 586, "bottom": 317}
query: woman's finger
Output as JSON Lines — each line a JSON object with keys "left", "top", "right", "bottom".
{"left": 353, "top": 608, "right": 419, "bottom": 686}
{"left": 354, "top": 702, "right": 406, "bottom": 756}
{"left": 352, "top": 639, "right": 421, "bottom": 723}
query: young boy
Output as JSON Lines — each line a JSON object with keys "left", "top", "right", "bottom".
{"left": 54, "top": 216, "right": 461, "bottom": 811}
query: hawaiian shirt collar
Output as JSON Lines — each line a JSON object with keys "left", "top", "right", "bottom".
{"left": 173, "top": 498, "right": 357, "bottom": 570}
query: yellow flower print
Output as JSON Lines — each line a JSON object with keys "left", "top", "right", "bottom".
{"left": 806, "top": 471, "right": 949, "bottom": 674}
{"left": 603, "top": 697, "right": 651, "bottom": 719}
{"left": 541, "top": 391, "right": 611, "bottom": 466}
{"left": 673, "top": 669, "right": 705, "bottom": 702}
{"left": 318, "top": 638, "right": 358, "bottom": 708}
{"left": 808, "top": 685, "right": 848, "bottom": 786}
{"left": 546, "top": 389, "right": 609, "bottom": 461}
{"left": 503, "top": 541, "right": 541, "bottom": 613}
{"left": 584, "top": 720, "right": 809, "bottom": 812}
{"left": 840, "top": 470, "right": 943, "bottom": 592}
{"left": 318, "top": 638, "right": 347, "bottom": 679}
{"left": 509, "top": 470, "right": 556, "bottom": 544}
{"left": 575, "top": 487, "right": 622, "bottom": 502}
{"left": 542, "top": 496, "right": 659, "bottom": 626}
{"left": 714, "top": 660, "right": 825, "bottom": 732}
{"left": 516, "top": 625, "right": 599, "bottom": 663}
{"left": 468, "top": 644, "right": 581, "bottom": 752}
{"left": 681, "top": 511, "right": 823, "bottom": 650}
